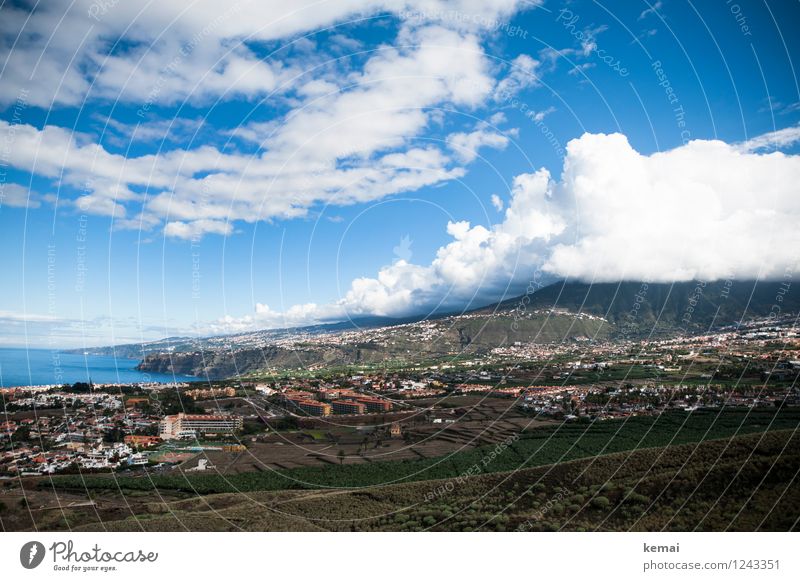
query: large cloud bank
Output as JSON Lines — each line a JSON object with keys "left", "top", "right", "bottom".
{"left": 545, "top": 132, "right": 800, "bottom": 282}
{"left": 220, "top": 130, "right": 800, "bottom": 331}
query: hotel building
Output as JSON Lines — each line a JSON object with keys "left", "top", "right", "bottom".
{"left": 159, "top": 413, "right": 243, "bottom": 440}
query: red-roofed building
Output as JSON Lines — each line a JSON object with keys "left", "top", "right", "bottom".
{"left": 354, "top": 397, "right": 393, "bottom": 413}
{"left": 293, "top": 400, "right": 332, "bottom": 417}
{"left": 332, "top": 400, "right": 366, "bottom": 415}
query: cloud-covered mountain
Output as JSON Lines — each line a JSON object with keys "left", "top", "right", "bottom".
{"left": 218, "top": 130, "right": 800, "bottom": 332}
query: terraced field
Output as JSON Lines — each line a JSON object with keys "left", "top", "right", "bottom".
{"left": 38, "top": 408, "right": 800, "bottom": 494}
{"left": 5, "top": 408, "right": 797, "bottom": 532}
{"left": 64, "top": 429, "right": 800, "bottom": 532}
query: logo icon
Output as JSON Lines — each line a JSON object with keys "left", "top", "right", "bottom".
{"left": 20, "top": 541, "right": 46, "bottom": 569}
{"left": 393, "top": 234, "right": 413, "bottom": 262}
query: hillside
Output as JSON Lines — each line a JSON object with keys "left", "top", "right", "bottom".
{"left": 479, "top": 279, "right": 798, "bottom": 334}
{"left": 133, "top": 309, "right": 610, "bottom": 378}
{"left": 110, "top": 279, "right": 800, "bottom": 379}
{"left": 33, "top": 427, "right": 800, "bottom": 532}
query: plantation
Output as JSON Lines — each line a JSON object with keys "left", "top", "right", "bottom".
{"left": 63, "top": 429, "right": 800, "bottom": 532}
{"left": 41, "top": 407, "right": 800, "bottom": 495}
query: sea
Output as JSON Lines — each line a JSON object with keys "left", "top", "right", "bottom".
{"left": 0, "top": 347, "right": 197, "bottom": 388}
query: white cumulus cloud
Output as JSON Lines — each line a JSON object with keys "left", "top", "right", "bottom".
{"left": 543, "top": 132, "right": 800, "bottom": 282}
{"left": 0, "top": 2, "right": 541, "bottom": 240}
{"left": 224, "top": 129, "right": 800, "bottom": 331}
{"left": 0, "top": 0, "right": 533, "bottom": 108}
{"left": 490, "top": 193, "right": 504, "bottom": 211}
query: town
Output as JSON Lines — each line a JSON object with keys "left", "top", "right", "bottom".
{"left": 2, "top": 315, "right": 798, "bottom": 478}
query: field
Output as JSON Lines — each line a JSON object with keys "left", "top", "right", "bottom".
{"left": 26, "top": 407, "right": 800, "bottom": 491}
{"left": 3, "top": 407, "right": 797, "bottom": 532}
{"left": 4, "top": 428, "right": 797, "bottom": 532}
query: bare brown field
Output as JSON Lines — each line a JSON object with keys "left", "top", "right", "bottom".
{"left": 181, "top": 395, "right": 554, "bottom": 474}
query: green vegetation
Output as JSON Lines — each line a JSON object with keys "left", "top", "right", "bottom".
{"left": 42, "top": 407, "right": 800, "bottom": 495}
{"left": 154, "top": 389, "right": 205, "bottom": 416}
{"left": 302, "top": 430, "right": 327, "bottom": 441}
{"left": 66, "top": 429, "right": 800, "bottom": 531}
{"left": 351, "top": 429, "right": 800, "bottom": 532}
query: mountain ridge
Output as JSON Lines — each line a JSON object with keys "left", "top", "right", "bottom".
{"left": 118, "top": 279, "right": 799, "bottom": 379}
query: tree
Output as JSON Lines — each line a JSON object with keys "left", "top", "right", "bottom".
{"left": 13, "top": 425, "right": 31, "bottom": 442}
{"left": 66, "top": 382, "right": 92, "bottom": 393}
{"left": 338, "top": 449, "right": 346, "bottom": 465}
{"left": 103, "top": 425, "right": 124, "bottom": 443}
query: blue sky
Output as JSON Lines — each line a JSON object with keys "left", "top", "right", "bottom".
{"left": 1, "top": 0, "right": 799, "bottom": 347}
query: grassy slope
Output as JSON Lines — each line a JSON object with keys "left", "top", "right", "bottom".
{"left": 70, "top": 428, "right": 800, "bottom": 531}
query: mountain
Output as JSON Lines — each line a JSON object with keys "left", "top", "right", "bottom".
{"left": 69, "top": 313, "right": 448, "bottom": 359}
{"left": 477, "top": 279, "right": 797, "bottom": 335}
{"left": 112, "top": 279, "right": 798, "bottom": 379}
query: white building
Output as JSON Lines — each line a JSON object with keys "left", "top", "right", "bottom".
{"left": 159, "top": 413, "right": 243, "bottom": 440}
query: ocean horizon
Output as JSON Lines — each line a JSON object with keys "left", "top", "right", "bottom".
{"left": 0, "top": 347, "right": 198, "bottom": 388}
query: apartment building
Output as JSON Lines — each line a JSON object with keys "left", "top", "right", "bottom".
{"left": 159, "top": 413, "right": 243, "bottom": 440}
